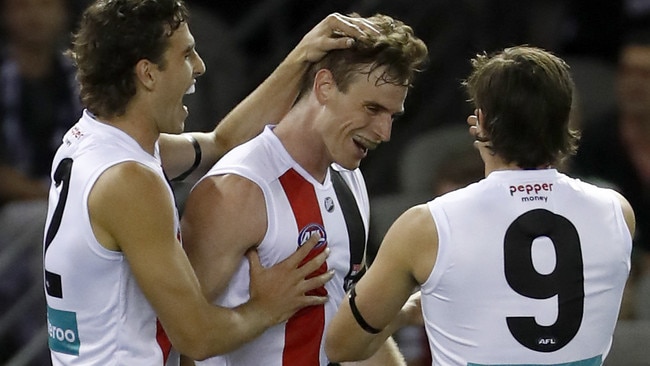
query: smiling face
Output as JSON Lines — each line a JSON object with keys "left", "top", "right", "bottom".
{"left": 150, "top": 22, "right": 205, "bottom": 135}
{"left": 316, "top": 65, "right": 408, "bottom": 170}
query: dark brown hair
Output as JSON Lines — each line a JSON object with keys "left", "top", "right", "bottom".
{"left": 67, "top": 0, "right": 188, "bottom": 118}
{"left": 297, "top": 13, "right": 428, "bottom": 99}
{"left": 463, "top": 45, "right": 579, "bottom": 168}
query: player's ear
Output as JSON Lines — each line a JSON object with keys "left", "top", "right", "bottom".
{"left": 134, "top": 59, "right": 157, "bottom": 91}
{"left": 313, "top": 69, "right": 336, "bottom": 104}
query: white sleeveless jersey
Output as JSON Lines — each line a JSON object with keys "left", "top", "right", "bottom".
{"left": 421, "top": 169, "right": 632, "bottom": 366}
{"left": 196, "top": 126, "right": 370, "bottom": 366}
{"left": 43, "top": 111, "right": 177, "bottom": 365}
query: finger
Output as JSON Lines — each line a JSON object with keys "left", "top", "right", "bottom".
{"left": 296, "top": 247, "right": 330, "bottom": 277}
{"left": 281, "top": 233, "right": 320, "bottom": 268}
{"left": 466, "top": 114, "right": 478, "bottom": 126}
{"left": 328, "top": 13, "right": 379, "bottom": 38}
{"left": 245, "top": 248, "right": 262, "bottom": 274}
{"left": 333, "top": 13, "right": 380, "bottom": 35}
{"left": 469, "top": 125, "right": 479, "bottom": 138}
{"left": 324, "top": 36, "right": 356, "bottom": 51}
{"left": 301, "top": 294, "right": 330, "bottom": 307}
{"left": 300, "top": 270, "right": 335, "bottom": 292}
{"left": 466, "top": 114, "right": 482, "bottom": 141}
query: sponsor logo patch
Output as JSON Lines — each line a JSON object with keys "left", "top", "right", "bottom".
{"left": 47, "top": 305, "right": 80, "bottom": 355}
{"left": 508, "top": 182, "right": 553, "bottom": 203}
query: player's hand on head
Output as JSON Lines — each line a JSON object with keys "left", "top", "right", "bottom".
{"left": 294, "top": 12, "right": 380, "bottom": 64}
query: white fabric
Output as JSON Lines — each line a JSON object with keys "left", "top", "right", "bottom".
{"left": 421, "top": 169, "right": 632, "bottom": 366}
{"left": 196, "top": 126, "right": 369, "bottom": 366}
{"left": 44, "top": 110, "right": 177, "bottom": 365}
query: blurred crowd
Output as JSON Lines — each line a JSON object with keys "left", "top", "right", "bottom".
{"left": 1, "top": 0, "right": 650, "bottom": 364}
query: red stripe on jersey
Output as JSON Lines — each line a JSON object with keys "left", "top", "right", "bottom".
{"left": 279, "top": 169, "right": 328, "bottom": 366}
{"left": 156, "top": 319, "right": 172, "bottom": 364}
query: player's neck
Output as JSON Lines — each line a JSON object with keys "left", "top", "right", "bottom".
{"left": 98, "top": 109, "right": 159, "bottom": 156}
{"left": 484, "top": 154, "right": 522, "bottom": 176}
{"left": 273, "top": 107, "right": 332, "bottom": 183}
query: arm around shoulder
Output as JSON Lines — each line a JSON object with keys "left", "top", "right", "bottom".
{"left": 88, "top": 163, "right": 302, "bottom": 359}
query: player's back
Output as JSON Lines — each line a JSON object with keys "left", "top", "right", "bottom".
{"left": 421, "top": 169, "right": 632, "bottom": 366}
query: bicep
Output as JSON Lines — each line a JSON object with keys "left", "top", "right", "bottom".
{"left": 159, "top": 132, "right": 222, "bottom": 181}
{"left": 181, "top": 174, "right": 267, "bottom": 301}
{"left": 88, "top": 162, "right": 208, "bottom": 334}
{"left": 355, "top": 204, "right": 438, "bottom": 326}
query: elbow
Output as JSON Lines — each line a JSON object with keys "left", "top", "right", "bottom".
{"left": 325, "top": 335, "right": 347, "bottom": 363}
{"left": 170, "top": 331, "right": 215, "bottom": 361}
{"left": 325, "top": 333, "right": 368, "bottom": 363}
{"left": 167, "top": 320, "right": 229, "bottom": 361}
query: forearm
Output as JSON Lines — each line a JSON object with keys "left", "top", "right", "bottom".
{"left": 159, "top": 54, "right": 308, "bottom": 178}
{"left": 209, "top": 49, "right": 310, "bottom": 158}
{"left": 167, "top": 302, "right": 273, "bottom": 361}
{"left": 327, "top": 303, "right": 409, "bottom": 362}
{"left": 343, "top": 337, "right": 406, "bottom": 366}
{"left": 326, "top": 285, "right": 422, "bottom": 363}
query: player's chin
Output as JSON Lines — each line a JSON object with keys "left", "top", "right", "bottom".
{"left": 163, "top": 120, "right": 186, "bottom": 135}
{"left": 337, "top": 158, "right": 362, "bottom": 171}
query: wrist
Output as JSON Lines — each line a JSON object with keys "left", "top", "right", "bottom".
{"left": 233, "top": 300, "right": 274, "bottom": 340}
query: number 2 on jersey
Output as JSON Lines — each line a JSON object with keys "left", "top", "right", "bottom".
{"left": 44, "top": 158, "right": 73, "bottom": 298}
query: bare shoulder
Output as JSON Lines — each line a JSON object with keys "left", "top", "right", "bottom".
{"left": 183, "top": 173, "right": 266, "bottom": 225}
{"left": 381, "top": 203, "right": 438, "bottom": 285}
{"left": 181, "top": 173, "right": 267, "bottom": 252}
{"left": 89, "top": 161, "right": 175, "bottom": 251}
{"left": 388, "top": 204, "right": 437, "bottom": 240}
{"left": 190, "top": 173, "right": 264, "bottom": 203}
{"left": 181, "top": 173, "right": 267, "bottom": 300}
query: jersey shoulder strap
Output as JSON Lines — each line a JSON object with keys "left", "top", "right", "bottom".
{"left": 329, "top": 167, "right": 367, "bottom": 291}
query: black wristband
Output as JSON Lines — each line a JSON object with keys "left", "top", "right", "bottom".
{"left": 348, "top": 286, "right": 382, "bottom": 334}
{"left": 171, "top": 134, "right": 202, "bottom": 182}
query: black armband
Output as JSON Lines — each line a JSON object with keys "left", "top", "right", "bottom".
{"left": 348, "top": 286, "right": 382, "bottom": 334}
{"left": 171, "top": 134, "right": 202, "bottom": 182}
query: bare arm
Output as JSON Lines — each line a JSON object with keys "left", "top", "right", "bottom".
{"left": 181, "top": 174, "right": 267, "bottom": 302}
{"left": 326, "top": 204, "right": 437, "bottom": 363}
{"left": 89, "top": 163, "right": 330, "bottom": 360}
{"left": 342, "top": 337, "right": 407, "bottom": 366}
{"left": 179, "top": 173, "right": 334, "bottom": 363}
{"left": 182, "top": 173, "right": 335, "bottom": 322}
{"left": 159, "top": 13, "right": 379, "bottom": 179}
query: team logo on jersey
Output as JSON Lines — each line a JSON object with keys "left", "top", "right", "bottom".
{"left": 47, "top": 305, "right": 80, "bottom": 355}
{"left": 298, "top": 223, "right": 327, "bottom": 248}
{"left": 324, "top": 197, "right": 335, "bottom": 212}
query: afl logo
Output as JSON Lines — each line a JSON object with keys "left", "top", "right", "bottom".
{"left": 298, "top": 223, "right": 327, "bottom": 248}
